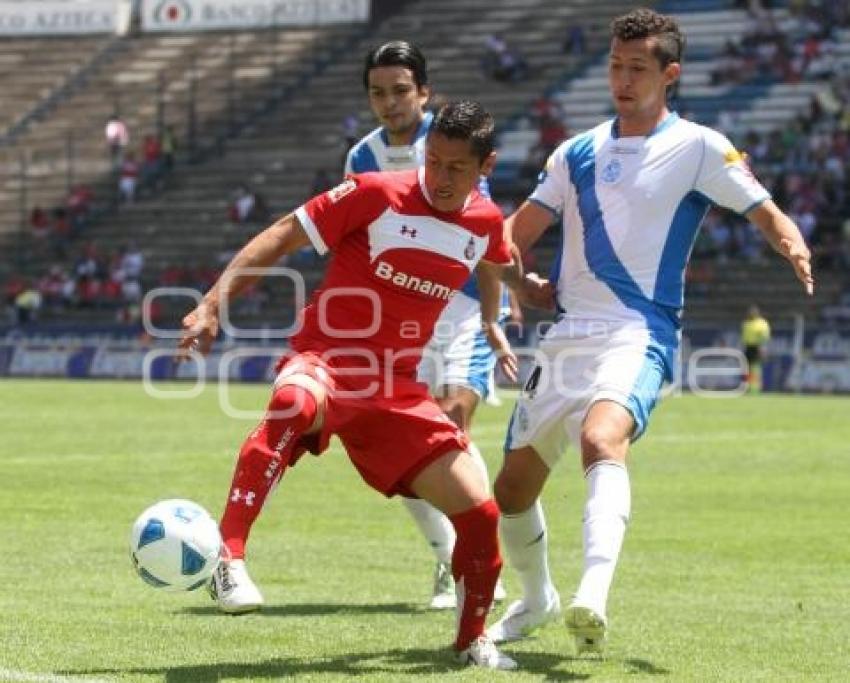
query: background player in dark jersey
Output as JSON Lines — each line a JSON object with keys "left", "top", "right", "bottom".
{"left": 179, "top": 101, "right": 519, "bottom": 670}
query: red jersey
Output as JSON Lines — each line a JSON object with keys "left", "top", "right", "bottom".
{"left": 291, "top": 168, "right": 510, "bottom": 375}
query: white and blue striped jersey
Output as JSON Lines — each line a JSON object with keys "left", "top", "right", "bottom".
{"left": 532, "top": 112, "right": 769, "bottom": 357}
{"left": 345, "top": 112, "right": 432, "bottom": 175}
{"left": 344, "top": 111, "right": 510, "bottom": 318}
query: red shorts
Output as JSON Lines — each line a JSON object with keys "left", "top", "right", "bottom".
{"left": 274, "top": 351, "right": 468, "bottom": 497}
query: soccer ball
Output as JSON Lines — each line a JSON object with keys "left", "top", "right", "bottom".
{"left": 129, "top": 499, "right": 222, "bottom": 592}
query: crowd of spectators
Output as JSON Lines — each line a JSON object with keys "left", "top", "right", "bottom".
{"left": 28, "top": 184, "right": 95, "bottom": 260}
{"left": 109, "top": 117, "right": 177, "bottom": 203}
{"left": 3, "top": 242, "right": 146, "bottom": 325}
{"left": 7, "top": 4, "right": 850, "bottom": 329}
{"left": 692, "top": 74, "right": 850, "bottom": 275}
{"left": 713, "top": 0, "right": 849, "bottom": 86}
{"left": 1, "top": 117, "right": 185, "bottom": 325}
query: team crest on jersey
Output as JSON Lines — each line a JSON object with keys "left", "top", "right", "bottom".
{"left": 601, "top": 158, "right": 622, "bottom": 184}
{"left": 327, "top": 178, "right": 357, "bottom": 203}
{"left": 464, "top": 237, "right": 476, "bottom": 260}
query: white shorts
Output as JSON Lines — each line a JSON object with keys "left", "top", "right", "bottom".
{"left": 417, "top": 307, "right": 495, "bottom": 399}
{"left": 504, "top": 326, "right": 673, "bottom": 468}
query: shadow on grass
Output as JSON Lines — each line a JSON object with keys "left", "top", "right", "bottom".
{"left": 181, "top": 601, "right": 425, "bottom": 617}
{"left": 624, "top": 658, "right": 671, "bottom": 675}
{"left": 61, "top": 648, "right": 594, "bottom": 680}
{"left": 506, "top": 651, "right": 592, "bottom": 680}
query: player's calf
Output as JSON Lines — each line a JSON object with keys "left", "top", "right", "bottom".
{"left": 450, "top": 499, "right": 502, "bottom": 652}
{"left": 219, "top": 383, "right": 318, "bottom": 559}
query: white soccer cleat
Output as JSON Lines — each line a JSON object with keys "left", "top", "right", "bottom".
{"left": 209, "top": 559, "right": 263, "bottom": 614}
{"left": 456, "top": 635, "right": 518, "bottom": 670}
{"left": 429, "top": 562, "right": 456, "bottom": 610}
{"left": 486, "top": 591, "right": 562, "bottom": 643}
{"left": 564, "top": 603, "right": 608, "bottom": 655}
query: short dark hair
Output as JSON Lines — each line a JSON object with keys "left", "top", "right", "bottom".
{"left": 363, "top": 41, "right": 428, "bottom": 90}
{"left": 429, "top": 100, "right": 495, "bottom": 163}
{"left": 611, "top": 8, "right": 684, "bottom": 68}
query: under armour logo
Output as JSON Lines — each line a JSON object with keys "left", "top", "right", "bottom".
{"left": 464, "top": 237, "right": 476, "bottom": 259}
{"left": 230, "top": 488, "right": 256, "bottom": 506}
{"left": 400, "top": 225, "right": 417, "bottom": 238}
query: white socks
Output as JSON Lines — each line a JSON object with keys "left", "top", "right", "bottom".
{"left": 499, "top": 499, "right": 556, "bottom": 611}
{"left": 401, "top": 497, "right": 455, "bottom": 565}
{"left": 573, "top": 460, "right": 631, "bottom": 617}
{"left": 401, "top": 440, "right": 490, "bottom": 564}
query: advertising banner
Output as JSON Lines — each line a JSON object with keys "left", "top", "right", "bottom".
{"left": 0, "top": 1, "right": 120, "bottom": 36}
{"left": 141, "top": 0, "right": 370, "bottom": 32}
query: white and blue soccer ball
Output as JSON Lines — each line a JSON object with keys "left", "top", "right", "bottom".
{"left": 129, "top": 499, "right": 222, "bottom": 592}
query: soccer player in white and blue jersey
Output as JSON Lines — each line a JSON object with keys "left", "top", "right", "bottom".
{"left": 487, "top": 8, "right": 814, "bottom": 653}
{"left": 346, "top": 41, "right": 511, "bottom": 610}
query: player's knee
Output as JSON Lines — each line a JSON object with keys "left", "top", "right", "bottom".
{"left": 441, "top": 400, "right": 466, "bottom": 431}
{"left": 468, "top": 497, "right": 500, "bottom": 534}
{"left": 494, "top": 469, "right": 537, "bottom": 515}
{"left": 270, "top": 382, "right": 312, "bottom": 409}
{"left": 436, "top": 392, "right": 474, "bottom": 431}
{"left": 268, "top": 379, "right": 322, "bottom": 430}
{"left": 580, "top": 426, "right": 626, "bottom": 470}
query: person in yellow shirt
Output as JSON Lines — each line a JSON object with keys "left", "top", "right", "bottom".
{"left": 741, "top": 305, "right": 771, "bottom": 392}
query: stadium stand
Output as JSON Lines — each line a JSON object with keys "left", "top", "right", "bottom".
{"left": 1, "top": 0, "right": 848, "bottom": 392}
{"left": 1, "top": 0, "right": 637, "bottom": 327}
{"left": 496, "top": 0, "right": 847, "bottom": 329}
{"left": 0, "top": 23, "right": 367, "bottom": 238}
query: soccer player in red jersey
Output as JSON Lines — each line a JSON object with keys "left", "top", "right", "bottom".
{"left": 179, "top": 101, "right": 519, "bottom": 669}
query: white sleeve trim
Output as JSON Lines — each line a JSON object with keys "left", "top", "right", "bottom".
{"left": 295, "top": 205, "right": 329, "bottom": 256}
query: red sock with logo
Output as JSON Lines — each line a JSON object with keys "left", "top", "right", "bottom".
{"left": 450, "top": 498, "right": 503, "bottom": 650}
{"left": 219, "top": 384, "right": 318, "bottom": 559}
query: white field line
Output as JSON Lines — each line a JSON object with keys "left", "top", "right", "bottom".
{"left": 0, "top": 454, "right": 115, "bottom": 465}
{"left": 0, "top": 669, "right": 112, "bottom": 683}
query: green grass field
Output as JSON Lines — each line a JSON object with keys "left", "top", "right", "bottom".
{"left": 2, "top": 379, "right": 849, "bottom": 682}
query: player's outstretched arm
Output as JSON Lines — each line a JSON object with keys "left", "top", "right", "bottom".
{"left": 478, "top": 259, "right": 518, "bottom": 383}
{"left": 507, "top": 200, "right": 554, "bottom": 253}
{"left": 747, "top": 200, "right": 814, "bottom": 295}
{"left": 502, "top": 200, "right": 558, "bottom": 310}
{"left": 177, "top": 213, "right": 312, "bottom": 358}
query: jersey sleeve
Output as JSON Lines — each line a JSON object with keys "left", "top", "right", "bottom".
{"left": 694, "top": 128, "right": 770, "bottom": 215}
{"left": 483, "top": 215, "right": 512, "bottom": 265}
{"left": 295, "top": 174, "right": 383, "bottom": 255}
{"left": 528, "top": 140, "right": 575, "bottom": 216}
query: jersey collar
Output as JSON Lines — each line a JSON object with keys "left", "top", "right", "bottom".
{"left": 611, "top": 111, "right": 679, "bottom": 139}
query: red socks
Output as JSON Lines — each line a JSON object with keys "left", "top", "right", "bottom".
{"left": 219, "top": 384, "right": 318, "bottom": 559}
{"left": 450, "top": 498, "right": 502, "bottom": 650}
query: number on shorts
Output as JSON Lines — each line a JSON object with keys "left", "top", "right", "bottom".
{"left": 523, "top": 365, "right": 542, "bottom": 399}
